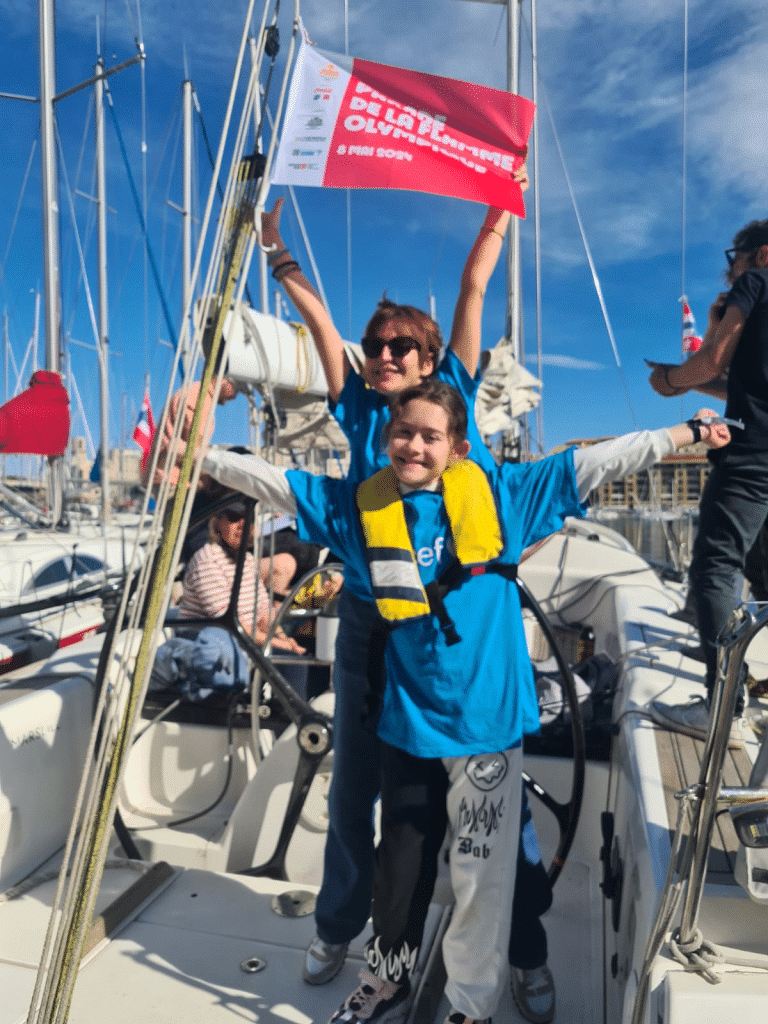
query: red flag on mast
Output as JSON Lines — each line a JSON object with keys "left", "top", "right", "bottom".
{"left": 682, "top": 300, "right": 702, "bottom": 354}
{"left": 132, "top": 390, "right": 156, "bottom": 472}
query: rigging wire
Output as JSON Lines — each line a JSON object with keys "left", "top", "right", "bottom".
{"left": 0, "top": 141, "right": 38, "bottom": 282}
{"left": 104, "top": 81, "right": 179, "bottom": 351}
{"left": 344, "top": 0, "right": 353, "bottom": 342}
{"left": 139, "top": 8, "right": 149, "bottom": 379}
{"left": 679, "top": 0, "right": 689, "bottom": 422}
{"left": 112, "top": 83, "right": 178, "bottom": 340}
{"left": 193, "top": 89, "right": 256, "bottom": 309}
{"left": 63, "top": 91, "right": 96, "bottom": 347}
{"left": 53, "top": 122, "right": 103, "bottom": 365}
{"left": 520, "top": 10, "right": 638, "bottom": 429}
{"left": 426, "top": 197, "right": 455, "bottom": 317}
{"left": 530, "top": 0, "right": 544, "bottom": 456}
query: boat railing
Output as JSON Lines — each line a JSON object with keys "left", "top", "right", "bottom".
{"left": 632, "top": 602, "right": 768, "bottom": 1023}
{"left": 676, "top": 603, "right": 768, "bottom": 942}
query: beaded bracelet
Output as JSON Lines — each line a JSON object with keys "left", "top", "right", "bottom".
{"left": 483, "top": 227, "right": 505, "bottom": 240}
{"left": 267, "top": 247, "right": 289, "bottom": 266}
{"left": 272, "top": 260, "right": 300, "bottom": 282}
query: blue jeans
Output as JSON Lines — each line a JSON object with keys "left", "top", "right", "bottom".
{"left": 689, "top": 449, "right": 768, "bottom": 701}
{"left": 315, "top": 590, "right": 382, "bottom": 944}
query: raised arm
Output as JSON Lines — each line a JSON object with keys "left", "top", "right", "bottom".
{"left": 649, "top": 294, "right": 744, "bottom": 397}
{"left": 573, "top": 409, "right": 731, "bottom": 502}
{"left": 261, "top": 198, "right": 349, "bottom": 402}
{"left": 448, "top": 166, "right": 528, "bottom": 376}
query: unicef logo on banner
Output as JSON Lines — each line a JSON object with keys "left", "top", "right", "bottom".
{"left": 465, "top": 752, "right": 508, "bottom": 791}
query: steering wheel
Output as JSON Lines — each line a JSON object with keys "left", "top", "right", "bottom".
{"left": 516, "top": 577, "right": 587, "bottom": 886}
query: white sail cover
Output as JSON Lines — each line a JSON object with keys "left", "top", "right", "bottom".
{"left": 221, "top": 301, "right": 330, "bottom": 397}
{"left": 474, "top": 339, "right": 542, "bottom": 437}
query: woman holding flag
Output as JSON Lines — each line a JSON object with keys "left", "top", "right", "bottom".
{"left": 259, "top": 170, "right": 558, "bottom": 1023}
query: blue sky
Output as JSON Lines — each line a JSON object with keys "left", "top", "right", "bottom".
{"left": 2, "top": 0, "right": 768, "bottom": 460}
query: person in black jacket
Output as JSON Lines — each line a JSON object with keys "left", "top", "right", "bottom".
{"left": 649, "top": 218, "right": 768, "bottom": 744}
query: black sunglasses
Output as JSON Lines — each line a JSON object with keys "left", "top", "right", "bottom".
{"left": 725, "top": 247, "right": 750, "bottom": 267}
{"left": 361, "top": 335, "right": 421, "bottom": 360}
{"left": 221, "top": 508, "right": 246, "bottom": 522}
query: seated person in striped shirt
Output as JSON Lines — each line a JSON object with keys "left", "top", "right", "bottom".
{"left": 179, "top": 501, "right": 304, "bottom": 655}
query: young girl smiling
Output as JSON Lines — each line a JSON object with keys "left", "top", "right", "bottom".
{"left": 203, "top": 381, "right": 730, "bottom": 1024}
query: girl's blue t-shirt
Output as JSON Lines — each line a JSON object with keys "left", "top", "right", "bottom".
{"left": 332, "top": 348, "right": 496, "bottom": 481}
{"left": 286, "top": 449, "right": 582, "bottom": 758}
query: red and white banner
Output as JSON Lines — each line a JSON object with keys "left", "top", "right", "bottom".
{"left": 272, "top": 36, "right": 535, "bottom": 217}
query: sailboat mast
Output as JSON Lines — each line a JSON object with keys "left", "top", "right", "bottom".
{"left": 504, "top": 0, "right": 521, "bottom": 366}
{"left": 38, "top": 0, "right": 61, "bottom": 378}
{"left": 38, "top": 0, "right": 64, "bottom": 517}
{"left": 182, "top": 78, "right": 193, "bottom": 358}
{"left": 95, "top": 58, "right": 111, "bottom": 524}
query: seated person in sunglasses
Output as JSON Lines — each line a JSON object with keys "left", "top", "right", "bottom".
{"left": 180, "top": 502, "right": 305, "bottom": 652}
{"left": 260, "top": 177, "right": 558, "bottom": 1019}
{"left": 153, "top": 502, "right": 305, "bottom": 702}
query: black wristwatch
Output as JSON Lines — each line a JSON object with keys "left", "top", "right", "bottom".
{"left": 686, "top": 418, "right": 702, "bottom": 444}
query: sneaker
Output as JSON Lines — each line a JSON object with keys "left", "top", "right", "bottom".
{"left": 329, "top": 970, "right": 411, "bottom": 1024}
{"left": 650, "top": 694, "right": 744, "bottom": 749}
{"left": 444, "top": 1012, "right": 491, "bottom": 1024}
{"left": 511, "top": 964, "right": 555, "bottom": 1024}
{"left": 303, "top": 934, "right": 349, "bottom": 985}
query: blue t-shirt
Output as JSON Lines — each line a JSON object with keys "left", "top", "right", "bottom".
{"left": 287, "top": 449, "right": 582, "bottom": 758}
{"left": 332, "top": 348, "right": 496, "bottom": 481}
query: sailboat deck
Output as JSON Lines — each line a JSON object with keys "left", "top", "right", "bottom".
{"left": 0, "top": 850, "right": 604, "bottom": 1024}
{"left": 654, "top": 725, "right": 754, "bottom": 884}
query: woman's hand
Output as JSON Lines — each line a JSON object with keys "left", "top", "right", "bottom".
{"left": 271, "top": 632, "right": 306, "bottom": 654}
{"left": 513, "top": 162, "right": 529, "bottom": 194}
{"left": 648, "top": 362, "right": 687, "bottom": 397}
{"left": 261, "top": 197, "right": 285, "bottom": 252}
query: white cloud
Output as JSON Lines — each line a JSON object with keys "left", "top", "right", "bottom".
{"left": 527, "top": 354, "right": 605, "bottom": 371}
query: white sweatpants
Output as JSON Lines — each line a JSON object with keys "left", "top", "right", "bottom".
{"left": 442, "top": 744, "right": 523, "bottom": 1019}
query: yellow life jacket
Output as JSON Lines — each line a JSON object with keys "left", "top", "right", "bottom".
{"left": 355, "top": 460, "right": 506, "bottom": 632}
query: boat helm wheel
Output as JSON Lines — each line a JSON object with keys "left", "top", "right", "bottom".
{"left": 298, "top": 720, "right": 331, "bottom": 756}
{"left": 517, "top": 578, "right": 587, "bottom": 886}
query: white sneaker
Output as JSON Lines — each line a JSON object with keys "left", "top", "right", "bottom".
{"left": 511, "top": 964, "right": 555, "bottom": 1024}
{"left": 303, "top": 934, "right": 349, "bottom": 985}
{"left": 650, "top": 694, "right": 744, "bottom": 749}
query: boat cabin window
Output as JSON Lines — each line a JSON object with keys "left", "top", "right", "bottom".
{"left": 26, "top": 554, "right": 107, "bottom": 592}
{"left": 30, "top": 558, "right": 73, "bottom": 590}
{"left": 73, "top": 554, "right": 105, "bottom": 576}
